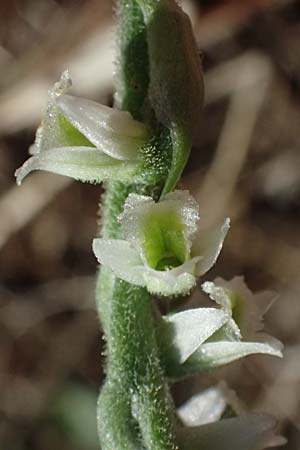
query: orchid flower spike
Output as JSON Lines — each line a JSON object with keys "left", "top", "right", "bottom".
{"left": 15, "top": 71, "right": 148, "bottom": 185}
{"left": 93, "top": 190, "right": 230, "bottom": 297}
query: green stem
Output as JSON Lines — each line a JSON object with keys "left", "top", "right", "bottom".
{"left": 95, "top": 2, "right": 180, "bottom": 445}
{"left": 96, "top": 181, "right": 179, "bottom": 449}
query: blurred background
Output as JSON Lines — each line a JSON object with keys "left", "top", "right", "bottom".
{"left": 0, "top": 0, "right": 300, "bottom": 449}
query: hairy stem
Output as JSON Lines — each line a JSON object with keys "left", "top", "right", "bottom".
{"left": 96, "top": 182, "right": 179, "bottom": 449}
{"left": 95, "top": 1, "right": 180, "bottom": 448}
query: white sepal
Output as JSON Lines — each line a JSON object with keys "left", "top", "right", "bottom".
{"left": 177, "top": 385, "right": 227, "bottom": 427}
{"left": 56, "top": 94, "right": 148, "bottom": 160}
{"left": 185, "top": 338, "right": 283, "bottom": 370}
{"left": 162, "top": 308, "right": 228, "bottom": 363}
{"left": 163, "top": 190, "right": 200, "bottom": 249}
{"left": 30, "top": 70, "right": 72, "bottom": 155}
{"left": 193, "top": 218, "right": 230, "bottom": 276}
{"left": 92, "top": 239, "right": 145, "bottom": 286}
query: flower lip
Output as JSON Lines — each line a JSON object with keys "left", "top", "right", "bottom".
{"left": 145, "top": 256, "right": 202, "bottom": 283}
{"left": 155, "top": 255, "right": 183, "bottom": 271}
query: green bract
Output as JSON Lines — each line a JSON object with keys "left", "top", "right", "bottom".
{"left": 93, "top": 190, "right": 230, "bottom": 296}
{"left": 15, "top": 71, "right": 148, "bottom": 185}
{"left": 136, "top": 0, "right": 204, "bottom": 196}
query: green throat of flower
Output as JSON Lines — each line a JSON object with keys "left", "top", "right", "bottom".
{"left": 140, "top": 207, "right": 187, "bottom": 271}
{"left": 58, "top": 113, "right": 94, "bottom": 147}
{"left": 229, "top": 291, "right": 243, "bottom": 326}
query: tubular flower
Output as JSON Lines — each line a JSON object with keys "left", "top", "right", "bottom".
{"left": 15, "top": 71, "right": 148, "bottom": 185}
{"left": 93, "top": 190, "right": 230, "bottom": 297}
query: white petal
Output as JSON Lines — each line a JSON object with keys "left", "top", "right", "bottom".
{"left": 193, "top": 218, "right": 230, "bottom": 276}
{"left": 202, "top": 277, "right": 276, "bottom": 340}
{"left": 163, "top": 190, "right": 200, "bottom": 247}
{"left": 52, "top": 70, "right": 72, "bottom": 96}
{"left": 162, "top": 308, "right": 228, "bottom": 363}
{"left": 15, "top": 147, "right": 137, "bottom": 185}
{"left": 119, "top": 193, "right": 155, "bottom": 251}
{"left": 143, "top": 257, "right": 200, "bottom": 297}
{"left": 120, "top": 190, "right": 199, "bottom": 261}
{"left": 31, "top": 71, "right": 73, "bottom": 155}
{"left": 186, "top": 339, "right": 283, "bottom": 370}
{"left": 177, "top": 386, "right": 227, "bottom": 426}
{"left": 202, "top": 280, "right": 242, "bottom": 340}
{"left": 92, "top": 239, "right": 145, "bottom": 286}
{"left": 57, "top": 95, "right": 148, "bottom": 160}
{"left": 202, "top": 281, "right": 232, "bottom": 315}
{"left": 177, "top": 415, "right": 286, "bottom": 450}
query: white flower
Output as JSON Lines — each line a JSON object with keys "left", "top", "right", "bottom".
{"left": 160, "top": 278, "right": 283, "bottom": 378}
{"left": 177, "top": 414, "right": 286, "bottom": 450}
{"left": 177, "top": 383, "right": 286, "bottom": 449}
{"left": 168, "top": 277, "right": 283, "bottom": 372}
{"left": 93, "top": 190, "right": 229, "bottom": 296}
{"left": 177, "top": 384, "right": 228, "bottom": 427}
{"left": 177, "top": 382, "right": 286, "bottom": 450}
{"left": 15, "top": 71, "right": 148, "bottom": 185}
